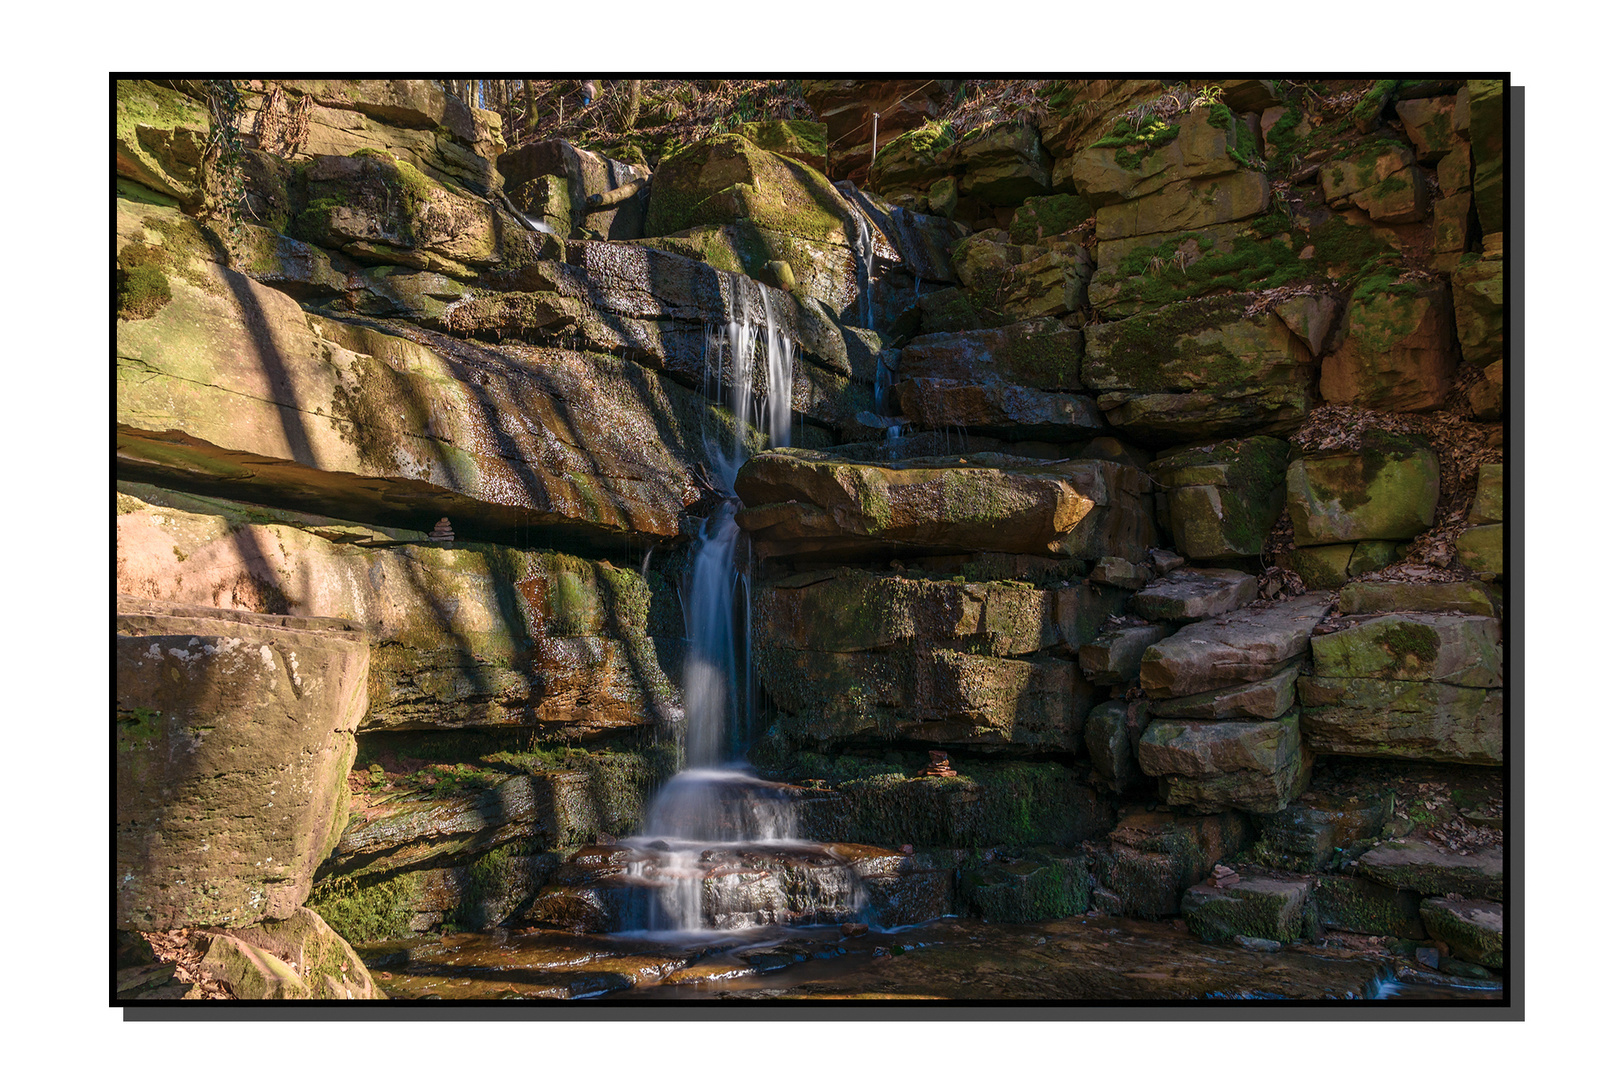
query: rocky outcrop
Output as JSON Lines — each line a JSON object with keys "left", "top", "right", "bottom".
{"left": 1148, "top": 436, "right": 1290, "bottom": 559}
{"left": 197, "top": 907, "right": 383, "bottom": 999}
{"left": 116, "top": 598, "right": 369, "bottom": 931}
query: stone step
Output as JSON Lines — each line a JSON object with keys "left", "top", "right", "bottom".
{"left": 1181, "top": 869, "right": 1315, "bottom": 944}
{"left": 1139, "top": 592, "right": 1333, "bottom": 697}
{"left": 1420, "top": 897, "right": 1503, "bottom": 968}
{"left": 1357, "top": 839, "right": 1504, "bottom": 900}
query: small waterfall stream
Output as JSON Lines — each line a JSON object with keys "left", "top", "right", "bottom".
{"left": 623, "top": 279, "right": 867, "bottom": 934}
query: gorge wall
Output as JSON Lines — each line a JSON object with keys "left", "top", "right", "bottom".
{"left": 114, "top": 77, "right": 1508, "bottom": 999}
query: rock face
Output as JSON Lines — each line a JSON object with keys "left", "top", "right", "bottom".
{"left": 1138, "top": 713, "right": 1310, "bottom": 814}
{"left": 116, "top": 598, "right": 369, "bottom": 931}
{"left": 1148, "top": 436, "right": 1290, "bottom": 559}
{"left": 734, "top": 450, "right": 1155, "bottom": 561}
{"left": 117, "top": 487, "right": 680, "bottom": 737}
{"left": 1322, "top": 282, "right": 1456, "bottom": 410}
{"left": 197, "top": 907, "right": 383, "bottom": 999}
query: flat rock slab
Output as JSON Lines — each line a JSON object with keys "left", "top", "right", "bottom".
{"left": 1337, "top": 580, "right": 1501, "bottom": 617}
{"left": 1181, "top": 870, "right": 1314, "bottom": 944}
{"left": 1139, "top": 713, "right": 1303, "bottom": 780}
{"left": 735, "top": 449, "right": 1153, "bottom": 561}
{"left": 1139, "top": 592, "right": 1333, "bottom": 697}
{"left": 1310, "top": 614, "right": 1502, "bottom": 687}
{"left": 1358, "top": 839, "right": 1504, "bottom": 900}
{"left": 1131, "top": 568, "right": 1258, "bottom": 623}
{"left": 1147, "top": 662, "right": 1301, "bottom": 720}
{"left": 1160, "top": 757, "right": 1311, "bottom": 816}
{"left": 1420, "top": 897, "right": 1503, "bottom": 968}
{"left": 897, "top": 318, "right": 1084, "bottom": 391}
{"left": 1299, "top": 677, "right": 1503, "bottom": 765}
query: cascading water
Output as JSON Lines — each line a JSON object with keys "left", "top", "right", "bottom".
{"left": 835, "top": 181, "right": 878, "bottom": 330}
{"left": 624, "top": 278, "right": 866, "bottom": 933}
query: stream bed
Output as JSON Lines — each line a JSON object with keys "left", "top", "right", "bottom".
{"left": 360, "top": 914, "right": 1503, "bottom": 1003}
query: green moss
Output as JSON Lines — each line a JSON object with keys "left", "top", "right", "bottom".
{"left": 307, "top": 873, "right": 418, "bottom": 943}
{"left": 1091, "top": 118, "right": 1179, "bottom": 170}
{"left": 1106, "top": 230, "right": 1307, "bottom": 310}
{"left": 1352, "top": 80, "right": 1403, "bottom": 123}
{"left": 1378, "top": 621, "right": 1442, "bottom": 667}
{"left": 1007, "top": 194, "right": 1095, "bottom": 244}
{"left": 1265, "top": 106, "right": 1305, "bottom": 165}
{"left": 117, "top": 260, "right": 172, "bottom": 320}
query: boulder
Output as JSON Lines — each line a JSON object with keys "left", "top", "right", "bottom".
{"left": 1319, "top": 143, "right": 1428, "bottom": 223}
{"left": 1298, "top": 677, "right": 1503, "bottom": 765}
{"left": 644, "top": 134, "right": 852, "bottom": 249}
{"left": 1131, "top": 568, "right": 1260, "bottom": 626}
{"left": 498, "top": 138, "right": 649, "bottom": 240}
{"left": 1310, "top": 614, "right": 1502, "bottom": 687}
{"left": 737, "top": 119, "right": 829, "bottom": 172}
{"left": 1456, "top": 524, "right": 1504, "bottom": 578}
{"left": 197, "top": 907, "right": 382, "bottom": 999}
{"left": 1084, "top": 295, "right": 1314, "bottom": 445}
{"left": 1080, "top": 624, "right": 1171, "bottom": 686}
{"left": 953, "top": 122, "right": 1054, "bottom": 205}
{"left": 960, "top": 852, "right": 1091, "bottom": 923}
{"left": 1433, "top": 192, "right": 1472, "bottom": 253}
{"left": 1059, "top": 106, "right": 1247, "bottom": 207}
{"left": 1469, "top": 463, "right": 1504, "bottom": 524}
{"left": 1139, "top": 591, "right": 1332, "bottom": 697}
{"left": 1148, "top": 435, "right": 1290, "bottom": 559}
{"left": 1395, "top": 97, "right": 1464, "bottom": 163}
{"left": 1357, "top": 838, "right": 1503, "bottom": 900}
{"left": 1147, "top": 663, "right": 1301, "bottom": 721}
{"left": 1321, "top": 282, "right": 1457, "bottom": 411}
{"left": 1337, "top": 580, "right": 1501, "bottom": 617}
{"left": 894, "top": 378, "right": 1105, "bottom": 441}
{"left": 1420, "top": 898, "right": 1503, "bottom": 968}
{"left": 1096, "top": 171, "right": 1270, "bottom": 241}
{"left": 116, "top": 599, "right": 368, "bottom": 931}
{"left": 1139, "top": 713, "right": 1310, "bottom": 814}
{"left": 1181, "top": 871, "right": 1314, "bottom": 944}
{"left": 949, "top": 233, "right": 1093, "bottom": 325}
{"left": 1468, "top": 360, "right": 1504, "bottom": 422}
{"left": 1279, "top": 544, "right": 1355, "bottom": 590}
{"left": 1008, "top": 194, "right": 1096, "bottom": 244}
{"left": 734, "top": 450, "right": 1155, "bottom": 562}
{"left": 1086, "top": 808, "right": 1251, "bottom": 917}
{"left": 1286, "top": 432, "right": 1440, "bottom": 545}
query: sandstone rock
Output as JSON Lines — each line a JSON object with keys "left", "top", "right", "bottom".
{"left": 1255, "top": 792, "right": 1393, "bottom": 873}
{"left": 115, "top": 220, "right": 709, "bottom": 549}
{"left": 1280, "top": 544, "right": 1355, "bottom": 590}
{"left": 1084, "top": 295, "right": 1314, "bottom": 445}
{"left": 116, "top": 80, "right": 212, "bottom": 208}
{"left": 1452, "top": 259, "right": 1504, "bottom": 365}
{"left": 949, "top": 233, "right": 1093, "bottom": 325}
{"left": 1322, "top": 282, "right": 1457, "bottom": 411}
{"left": 734, "top": 450, "right": 1155, "bottom": 562}
{"left": 1095, "top": 170, "right": 1270, "bottom": 240}
{"left": 757, "top": 644, "right": 1092, "bottom": 753}
{"left": 1038, "top": 79, "right": 1164, "bottom": 176}
{"left": 1147, "top": 663, "right": 1301, "bottom": 721}
{"left": 1438, "top": 145, "right": 1472, "bottom": 196}
{"left": 1320, "top": 144, "right": 1428, "bottom": 223}
{"left": 1085, "top": 700, "right": 1144, "bottom": 787}
{"left": 1433, "top": 192, "right": 1472, "bottom": 253}
{"left": 1131, "top": 568, "right": 1260, "bottom": 626}
{"left": 1088, "top": 557, "right": 1151, "bottom": 590}
{"left": 960, "top": 852, "right": 1090, "bottom": 923}
{"left": 1311, "top": 614, "right": 1501, "bottom": 687}
{"left": 1161, "top": 758, "right": 1311, "bottom": 818}
{"left": 116, "top": 488, "right": 680, "bottom": 735}
{"left": 1149, "top": 435, "right": 1290, "bottom": 559}
{"left": 1223, "top": 81, "right": 1282, "bottom": 113}
{"left": 1395, "top": 96, "right": 1463, "bottom": 162}
{"left": 1086, "top": 809, "right": 1251, "bottom": 917}
{"left": 198, "top": 907, "right": 382, "bottom": 999}
{"left": 1456, "top": 524, "right": 1504, "bottom": 578}
{"left": 1139, "top": 591, "right": 1331, "bottom": 696}
{"left": 499, "top": 138, "right": 649, "bottom": 240}
{"left": 1337, "top": 580, "right": 1501, "bottom": 617}
{"left": 1008, "top": 194, "right": 1096, "bottom": 244}
{"left": 867, "top": 123, "right": 958, "bottom": 204}
{"left": 737, "top": 119, "right": 829, "bottom": 172}
{"left": 1181, "top": 870, "right": 1314, "bottom": 944}
{"left": 644, "top": 134, "right": 851, "bottom": 249}
{"left": 1139, "top": 713, "right": 1302, "bottom": 779}
{"left": 1058, "top": 106, "right": 1246, "bottom": 207}
{"left": 1286, "top": 432, "right": 1440, "bottom": 545}
{"left": 1347, "top": 540, "right": 1405, "bottom": 577}
{"left": 1420, "top": 898, "right": 1503, "bottom": 968}
{"left": 1080, "top": 624, "right": 1171, "bottom": 686}
{"left": 116, "top": 599, "right": 368, "bottom": 931}
{"left": 349, "top": 849, "right": 560, "bottom": 934}
{"left": 1469, "top": 463, "right": 1504, "bottom": 524}
{"left": 953, "top": 122, "right": 1054, "bottom": 205}
{"left": 894, "top": 378, "right": 1105, "bottom": 441}
{"left": 1298, "top": 677, "right": 1503, "bottom": 765}
{"left": 1274, "top": 293, "right": 1343, "bottom": 358}
{"left": 1313, "top": 875, "right": 1426, "bottom": 938}
{"left": 897, "top": 319, "right": 1084, "bottom": 391}
{"left": 1357, "top": 838, "right": 1503, "bottom": 900}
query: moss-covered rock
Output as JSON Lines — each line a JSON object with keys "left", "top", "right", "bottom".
{"left": 1322, "top": 280, "right": 1456, "bottom": 411}
{"left": 1140, "top": 712, "right": 1310, "bottom": 814}
{"left": 1467, "top": 80, "right": 1505, "bottom": 235}
{"left": 1181, "top": 871, "right": 1315, "bottom": 944}
{"left": 1313, "top": 875, "right": 1426, "bottom": 938}
{"left": 953, "top": 122, "right": 1054, "bottom": 206}
{"left": 1309, "top": 614, "right": 1502, "bottom": 687}
{"left": 960, "top": 850, "right": 1090, "bottom": 922}
{"left": 1420, "top": 897, "right": 1503, "bottom": 968}
{"left": 197, "top": 907, "right": 384, "bottom": 999}
{"left": 1336, "top": 579, "right": 1501, "bottom": 617}
{"left": 1469, "top": 463, "right": 1504, "bottom": 525}
{"left": 1451, "top": 258, "right": 1504, "bottom": 365}
{"left": 1320, "top": 142, "right": 1428, "bottom": 224}
{"left": 1357, "top": 838, "right": 1503, "bottom": 900}
{"left": 1095, "top": 170, "right": 1271, "bottom": 241}
{"left": 1286, "top": 432, "right": 1440, "bottom": 545}
{"left": 1086, "top": 808, "right": 1251, "bottom": 917}
{"left": 1298, "top": 677, "right": 1503, "bottom": 765}
{"left": 644, "top": 134, "right": 851, "bottom": 248}
{"left": 1456, "top": 524, "right": 1504, "bottom": 579}
{"left": 115, "top": 80, "right": 211, "bottom": 208}
{"left": 1149, "top": 435, "right": 1289, "bottom": 558}
{"left": 737, "top": 119, "right": 829, "bottom": 172}
{"left": 1008, "top": 194, "right": 1095, "bottom": 244}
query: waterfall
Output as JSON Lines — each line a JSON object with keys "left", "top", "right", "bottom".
{"left": 835, "top": 181, "right": 877, "bottom": 330}
{"left": 626, "top": 276, "right": 843, "bottom": 934}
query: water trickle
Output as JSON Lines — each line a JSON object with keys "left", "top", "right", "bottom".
{"left": 835, "top": 182, "right": 877, "bottom": 330}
